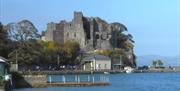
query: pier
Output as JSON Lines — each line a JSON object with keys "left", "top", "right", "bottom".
{"left": 31, "top": 82, "right": 109, "bottom": 87}
{"left": 12, "top": 73, "right": 110, "bottom": 88}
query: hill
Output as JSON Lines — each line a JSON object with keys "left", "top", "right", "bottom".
{"left": 137, "top": 55, "right": 180, "bottom": 66}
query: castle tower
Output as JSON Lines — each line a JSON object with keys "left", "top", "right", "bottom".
{"left": 72, "top": 11, "right": 86, "bottom": 49}
{"left": 47, "top": 22, "right": 56, "bottom": 31}
{"left": 45, "top": 22, "right": 56, "bottom": 41}
{"left": 74, "top": 11, "right": 83, "bottom": 24}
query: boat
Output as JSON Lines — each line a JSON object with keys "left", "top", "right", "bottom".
{"left": 125, "top": 69, "right": 134, "bottom": 73}
{"left": 124, "top": 66, "right": 134, "bottom": 73}
{"left": 104, "top": 72, "right": 110, "bottom": 74}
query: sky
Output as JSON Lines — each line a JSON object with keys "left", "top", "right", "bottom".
{"left": 0, "top": 0, "right": 180, "bottom": 56}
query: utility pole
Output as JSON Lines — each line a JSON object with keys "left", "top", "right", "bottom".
{"left": 57, "top": 54, "right": 60, "bottom": 69}
{"left": 15, "top": 50, "right": 18, "bottom": 64}
{"left": 15, "top": 50, "right": 18, "bottom": 71}
{"left": 120, "top": 55, "right": 122, "bottom": 65}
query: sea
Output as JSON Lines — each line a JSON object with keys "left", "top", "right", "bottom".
{"left": 14, "top": 72, "right": 180, "bottom": 91}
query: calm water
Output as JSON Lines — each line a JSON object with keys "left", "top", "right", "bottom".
{"left": 14, "top": 72, "right": 180, "bottom": 91}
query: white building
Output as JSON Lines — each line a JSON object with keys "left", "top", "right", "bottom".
{"left": 82, "top": 55, "right": 111, "bottom": 71}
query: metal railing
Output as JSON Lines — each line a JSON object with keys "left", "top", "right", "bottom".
{"left": 48, "top": 74, "right": 109, "bottom": 84}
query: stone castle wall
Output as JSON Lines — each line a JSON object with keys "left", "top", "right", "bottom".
{"left": 43, "top": 12, "right": 126, "bottom": 52}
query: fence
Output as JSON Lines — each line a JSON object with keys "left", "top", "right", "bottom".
{"left": 48, "top": 74, "right": 109, "bottom": 84}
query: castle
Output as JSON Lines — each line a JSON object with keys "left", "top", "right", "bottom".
{"left": 42, "top": 12, "right": 127, "bottom": 52}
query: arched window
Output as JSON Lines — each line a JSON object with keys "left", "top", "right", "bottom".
{"left": 96, "top": 34, "right": 99, "bottom": 39}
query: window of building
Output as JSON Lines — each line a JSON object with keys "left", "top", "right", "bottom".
{"left": 98, "top": 64, "right": 101, "bottom": 69}
{"left": 104, "top": 64, "right": 107, "bottom": 68}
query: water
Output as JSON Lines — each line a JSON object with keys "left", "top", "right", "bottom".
{"left": 14, "top": 73, "right": 180, "bottom": 91}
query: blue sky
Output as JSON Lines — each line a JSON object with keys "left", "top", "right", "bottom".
{"left": 0, "top": 0, "right": 180, "bottom": 56}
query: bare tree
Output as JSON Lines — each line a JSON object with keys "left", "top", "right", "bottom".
{"left": 6, "top": 20, "right": 40, "bottom": 66}
{"left": 6, "top": 20, "right": 39, "bottom": 42}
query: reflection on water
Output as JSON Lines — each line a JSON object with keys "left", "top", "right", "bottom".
{"left": 14, "top": 73, "right": 180, "bottom": 91}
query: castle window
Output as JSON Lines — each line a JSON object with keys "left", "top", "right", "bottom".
{"left": 67, "top": 33, "right": 69, "bottom": 37}
{"left": 101, "top": 32, "right": 108, "bottom": 40}
{"left": 86, "top": 29, "right": 90, "bottom": 39}
{"left": 74, "top": 33, "right": 76, "bottom": 37}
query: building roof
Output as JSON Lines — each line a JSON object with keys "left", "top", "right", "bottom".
{"left": 0, "top": 56, "right": 9, "bottom": 63}
{"left": 82, "top": 54, "right": 111, "bottom": 62}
